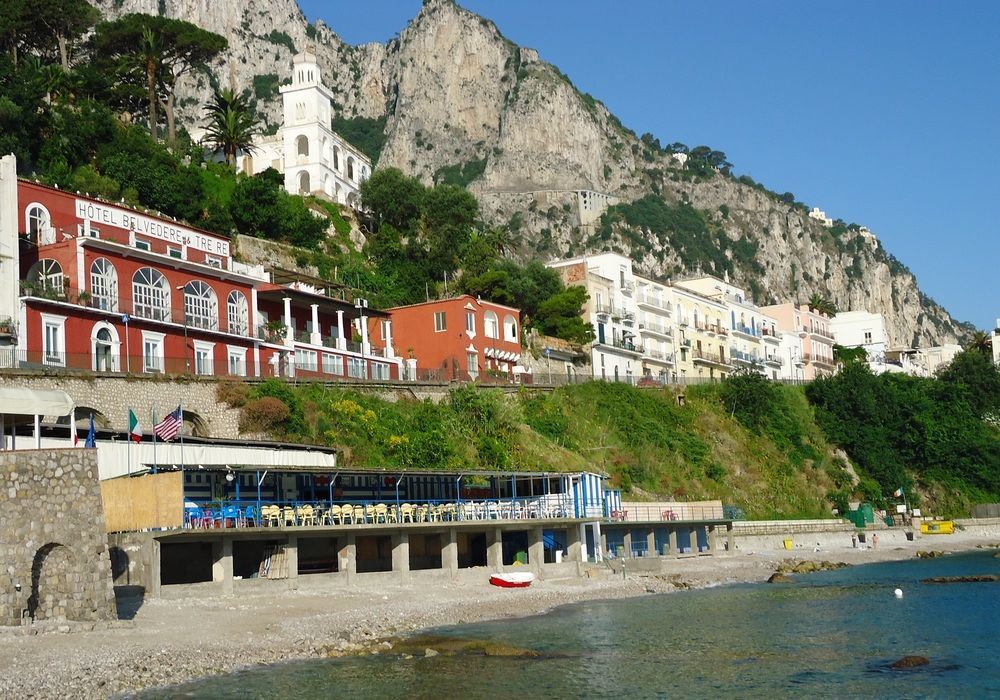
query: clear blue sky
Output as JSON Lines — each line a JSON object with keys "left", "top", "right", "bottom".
{"left": 300, "top": 1, "right": 1000, "bottom": 331}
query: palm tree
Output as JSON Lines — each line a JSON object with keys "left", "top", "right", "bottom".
{"left": 808, "top": 293, "right": 837, "bottom": 317}
{"left": 966, "top": 330, "right": 993, "bottom": 356}
{"left": 201, "top": 88, "right": 259, "bottom": 167}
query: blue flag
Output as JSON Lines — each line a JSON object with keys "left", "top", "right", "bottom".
{"left": 85, "top": 413, "right": 96, "bottom": 448}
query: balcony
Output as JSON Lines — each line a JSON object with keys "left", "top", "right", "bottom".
{"left": 731, "top": 325, "right": 759, "bottom": 339}
{"left": 764, "top": 354, "right": 782, "bottom": 367}
{"left": 803, "top": 352, "right": 835, "bottom": 367}
{"left": 679, "top": 338, "right": 692, "bottom": 348}
{"left": 621, "top": 310, "right": 636, "bottom": 325}
{"left": 809, "top": 326, "right": 834, "bottom": 341}
{"left": 620, "top": 280, "right": 635, "bottom": 294}
{"left": 597, "top": 337, "right": 643, "bottom": 355}
{"left": 644, "top": 348, "right": 675, "bottom": 365}
{"left": 638, "top": 320, "right": 672, "bottom": 338}
{"left": 729, "top": 348, "right": 760, "bottom": 366}
{"left": 636, "top": 292, "right": 671, "bottom": 313}
{"left": 692, "top": 348, "right": 732, "bottom": 368}
{"left": 595, "top": 303, "right": 612, "bottom": 318}
{"left": 761, "top": 328, "right": 782, "bottom": 343}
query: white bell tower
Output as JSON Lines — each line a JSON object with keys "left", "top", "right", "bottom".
{"left": 279, "top": 52, "right": 338, "bottom": 199}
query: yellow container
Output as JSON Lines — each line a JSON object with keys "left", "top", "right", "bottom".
{"left": 783, "top": 539, "right": 794, "bottom": 550}
{"left": 920, "top": 520, "right": 954, "bottom": 535}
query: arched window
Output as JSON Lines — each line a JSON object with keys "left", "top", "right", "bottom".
{"left": 503, "top": 314, "right": 518, "bottom": 342}
{"left": 319, "top": 136, "right": 328, "bottom": 163}
{"left": 25, "top": 203, "right": 50, "bottom": 243}
{"left": 347, "top": 156, "right": 355, "bottom": 181}
{"left": 184, "top": 280, "right": 218, "bottom": 330}
{"left": 484, "top": 310, "right": 499, "bottom": 339}
{"left": 333, "top": 146, "right": 340, "bottom": 170}
{"left": 27, "top": 259, "right": 64, "bottom": 295}
{"left": 227, "top": 290, "right": 248, "bottom": 336}
{"left": 296, "top": 135, "right": 309, "bottom": 157}
{"left": 89, "top": 258, "right": 118, "bottom": 312}
{"left": 132, "top": 268, "right": 170, "bottom": 322}
{"left": 360, "top": 166, "right": 369, "bottom": 182}
{"left": 295, "top": 102, "right": 305, "bottom": 121}
{"left": 92, "top": 323, "right": 120, "bottom": 372}
{"left": 298, "top": 171, "right": 311, "bottom": 194}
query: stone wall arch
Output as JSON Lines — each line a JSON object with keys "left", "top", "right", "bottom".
{"left": 27, "top": 542, "right": 76, "bottom": 621}
{"left": 183, "top": 409, "right": 209, "bottom": 438}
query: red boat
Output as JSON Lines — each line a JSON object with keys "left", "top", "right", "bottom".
{"left": 489, "top": 572, "right": 535, "bottom": 588}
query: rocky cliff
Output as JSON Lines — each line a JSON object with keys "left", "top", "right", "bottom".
{"left": 91, "top": 0, "right": 971, "bottom": 347}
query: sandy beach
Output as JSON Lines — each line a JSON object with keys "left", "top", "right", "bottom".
{"left": 1, "top": 527, "right": 997, "bottom": 699}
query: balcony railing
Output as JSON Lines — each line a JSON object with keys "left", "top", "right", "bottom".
{"left": 692, "top": 348, "right": 731, "bottom": 366}
{"left": 638, "top": 320, "right": 672, "bottom": 337}
{"left": 635, "top": 292, "right": 671, "bottom": 312}
{"left": 729, "top": 348, "right": 760, "bottom": 364}
{"left": 732, "top": 325, "right": 759, "bottom": 338}
{"left": 761, "top": 328, "right": 782, "bottom": 341}
{"left": 802, "top": 352, "right": 835, "bottom": 366}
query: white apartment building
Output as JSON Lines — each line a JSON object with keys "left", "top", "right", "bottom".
{"left": 830, "top": 310, "right": 887, "bottom": 361}
{"left": 993, "top": 318, "right": 1000, "bottom": 367}
{"left": 919, "top": 344, "right": 963, "bottom": 375}
{"left": 674, "top": 275, "right": 785, "bottom": 379}
{"left": 634, "top": 275, "right": 676, "bottom": 383}
{"left": 548, "top": 254, "right": 644, "bottom": 383}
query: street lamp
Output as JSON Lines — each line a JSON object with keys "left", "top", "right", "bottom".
{"left": 176, "top": 285, "right": 189, "bottom": 373}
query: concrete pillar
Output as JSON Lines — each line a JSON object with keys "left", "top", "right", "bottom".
{"left": 359, "top": 312, "right": 370, "bottom": 355}
{"left": 220, "top": 538, "right": 233, "bottom": 594}
{"left": 392, "top": 533, "right": 410, "bottom": 584}
{"left": 487, "top": 528, "right": 503, "bottom": 571}
{"left": 338, "top": 534, "right": 356, "bottom": 584}
{"left": 727, "top": 522, "right": 735, "bottom": 553}
{"left": 591, "top": 520, "right": 608, "bottom": 561}
{"left": 282, "top": 296, "right": 293, "bottom": 346}
{"left": 689, "top": 526, "right": 699, "bottom": 554}
{"left": 599, "top": 529, "right": 608, "bottom": 562}
{"left": 384, "top": 320, "right": 395, "bottom": 357}
{"left": 567, "top": 525, "right": 582, "bottom": 563}
{"left": 668, "top": 527, "right": 678, "bottom": 557}
{"left": 708, "top": 524, "right": 718, "bottom": 554}
{"left": 150, "top": 539, "right": 162, "bottom": 598}
{"left": 286, "top": 536, "right": 299, "bottom": 589}
{"left": 622, "top": 530, "right": 633, "bottom": 559}
{"left": 310, "top": 303, "right": 321, "bottom": 345}
{"left": 442, "top": 529, "right": 458, "bottom": 576}
{"left": 646, "top": 529, "right": 656, "bottom": 558}
{"left": 336, "top": 310, "right": 346, "bottom": 350}
{"left": 528, "top": 527, "right": 544, "bottom": 572}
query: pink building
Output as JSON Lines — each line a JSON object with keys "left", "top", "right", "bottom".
{"left": 761, "top": 303, "right": 835, "bottom": 379}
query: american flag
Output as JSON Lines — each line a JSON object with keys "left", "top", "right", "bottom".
{"left": 153, "top": 405, "right": 183, "bottom": 441}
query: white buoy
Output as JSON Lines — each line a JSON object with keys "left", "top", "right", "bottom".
{"left": 894, "top": 588, "right": 903, "bottom": 598}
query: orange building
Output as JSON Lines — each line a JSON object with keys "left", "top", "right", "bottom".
{"left": 374, "top": 296, "right": 524, "bottom": 381}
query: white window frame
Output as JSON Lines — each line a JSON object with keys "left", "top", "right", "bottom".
{"left": 141, "top": 330, "right": 165, "bottom": 373}
{"left": 184, "top": 280, "right": 219, "bottom": 331}
{"left": 226, "top": 345, "right": 246, "bottom": 377}
{"left": 503, "top": 314, "right": 518, "bottom": 342}
{"left": 323, "top": 353, "right": 344, "bottom": 375}
{"left": 371, "top": 362, "right": 390, "bottom": 380}
{"left": 89, "top": 258, "right": 118, "bottom": 312}
{"left": 193, "top": 340, "right": 215, "bottom": 376}
{"left": 28, "top": 259, "right": 64, "bottom": 294}
{"left": 467, "top": 351, "right": 479, "bottom": 378}
{"left": 133, "top": 239, "right": 151, "bottom": 252}
{"left": 204, "top": 255, "right": 222, "bottom": 269}
{"left": 40, "top": 313, "right": 66, "bottom": 366}
{"left": 347, "top": 356, "right": 366, "bottom": 379}
{"left": 295, "top": 348, "right": 318, "bottom": 372}
{"left": 465, "top": 310, "right": 476, "bottom": 336}
{"left": 167, "top": 246, "right": 184, "bottom": 259}
{"left": 484, "top": 311, "right": 499, "bottom": 339}
{"left": 132, "top": 268, "right": 170, "bottom": 322}
{"left": 227, "top": 291, "right": 249, "bottom": 336}
{"left": 434, "top": 311, "right": 447, "bottom": 332}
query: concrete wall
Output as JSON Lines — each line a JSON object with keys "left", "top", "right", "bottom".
{"left": 0, "top": 449, "right": 116, "bottom": 625}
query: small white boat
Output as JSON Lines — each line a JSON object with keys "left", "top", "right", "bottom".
{"left": 489, "top": 571, "right": 535, "bottom": 588}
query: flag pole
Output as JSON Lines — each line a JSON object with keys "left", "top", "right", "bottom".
{"left": 151, "top": 402, "right": 158, "bottom": 474}
{"left": 126, "top": 408, "right": 131, "bottom": 477}
{"left": 179, "top": 399, "right": 185, "bottom": 474}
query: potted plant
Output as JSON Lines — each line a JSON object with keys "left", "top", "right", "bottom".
{"left": 263, "top": 319, "right": 287, "bottom": 343}
{"left": 77, "top": 290, "right": 92, "bottom": 307}
{"left": 0, "top": 317, "right": 12, "bottom": 335}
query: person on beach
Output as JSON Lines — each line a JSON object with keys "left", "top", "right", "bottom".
{"left": 851, "top": 533, "right": 857, "bottom": 548}
{"left": 871, "top": 533, "right": 878, "bottom": 550}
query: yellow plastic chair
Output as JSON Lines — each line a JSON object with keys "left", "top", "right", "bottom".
{"left": 354, "top": 505, "right": 367, "bottom": 524}
{"left": 300, "top": 505, "right": 316, "bottom": 526}
{"left": 282, "top": 506, "right": 296, "bottom": 526}
{"left": 327, "top": 504, "right": 342, "bottom": 525}
{"left": 263, "top": 505, "right": 281, "bottom": 527}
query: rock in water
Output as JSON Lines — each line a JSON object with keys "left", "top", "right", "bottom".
{"left": 921, "top": 575, "right": 999, "bottom": 584}
{"left": 890, "top": 655, "right": 929, "bottom": 669}
{"left": 767, "top": 573, "right": 794, "bottom": 584}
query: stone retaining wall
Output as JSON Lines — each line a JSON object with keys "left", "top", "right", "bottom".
{"left": 0, "top": 449, "right": 116, "bottom": 626}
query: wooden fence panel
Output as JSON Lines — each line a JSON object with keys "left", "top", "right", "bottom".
{"left": 100, "top": 472, "right": 183, "bottom": 532}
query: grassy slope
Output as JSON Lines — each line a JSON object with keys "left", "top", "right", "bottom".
{"left": 242, "top": 380, "right": 844, "bottom": 519}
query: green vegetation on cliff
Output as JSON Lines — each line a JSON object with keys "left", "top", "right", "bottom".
{"left": 224, "top": 378, "right": 848, "bottom": 519}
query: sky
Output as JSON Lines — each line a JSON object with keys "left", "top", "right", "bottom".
{"left": 299, "top": 1, "right": 1000, "bottom": 331}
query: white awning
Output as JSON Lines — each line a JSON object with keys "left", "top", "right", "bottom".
{"left": 0, "top": 387, "right": 75, "bottom": 417}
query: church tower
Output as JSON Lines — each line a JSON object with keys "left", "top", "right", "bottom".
{"left": 279, "top": 52, "right": 338, "bottom": 199}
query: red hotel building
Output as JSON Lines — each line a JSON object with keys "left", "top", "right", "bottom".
{"left": 374, "top": 295, "right": 524, "bottom": 381}
{"left": 0, "top": 155, "right": 401, "bottom": 380}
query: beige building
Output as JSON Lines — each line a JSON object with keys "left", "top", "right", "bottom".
{"left": 671, "top": 284, "right": 732, "bottom": 383}
{"left": 761, "top": 303, "right": 835, "bottom": 380}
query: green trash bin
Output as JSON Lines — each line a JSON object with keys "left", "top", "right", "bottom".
{"left": 515, "top": 551, "right": 527, "bottom": 565}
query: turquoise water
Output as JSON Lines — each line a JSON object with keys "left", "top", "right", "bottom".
{"left": 146, "top": 551, "right": 1000, "bottom": 699}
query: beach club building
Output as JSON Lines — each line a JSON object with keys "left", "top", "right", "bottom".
{"left": 0, "top": 155, "right": 401, "bottom": 381}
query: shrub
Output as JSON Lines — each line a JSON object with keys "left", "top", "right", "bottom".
{"left": 239, "top": 397, "right": 291, "bottom": 433}
{"left": 216, "top": 379, "right": 250, "bottom": 408}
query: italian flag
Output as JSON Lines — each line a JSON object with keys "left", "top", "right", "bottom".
{"left": 128, "top": 409, "right": 142, "bottom": 443}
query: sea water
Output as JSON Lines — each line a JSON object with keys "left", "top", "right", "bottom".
{"left": 144, "top": 550, "right": 1000, "bottom": 699}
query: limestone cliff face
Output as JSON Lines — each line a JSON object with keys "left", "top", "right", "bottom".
{"left": 91, "top": 0, "right": 970, "bottom": 346}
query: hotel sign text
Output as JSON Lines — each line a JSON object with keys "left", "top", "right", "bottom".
{"left": 75, "top": 199, "right": 230, "bottom": 257}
